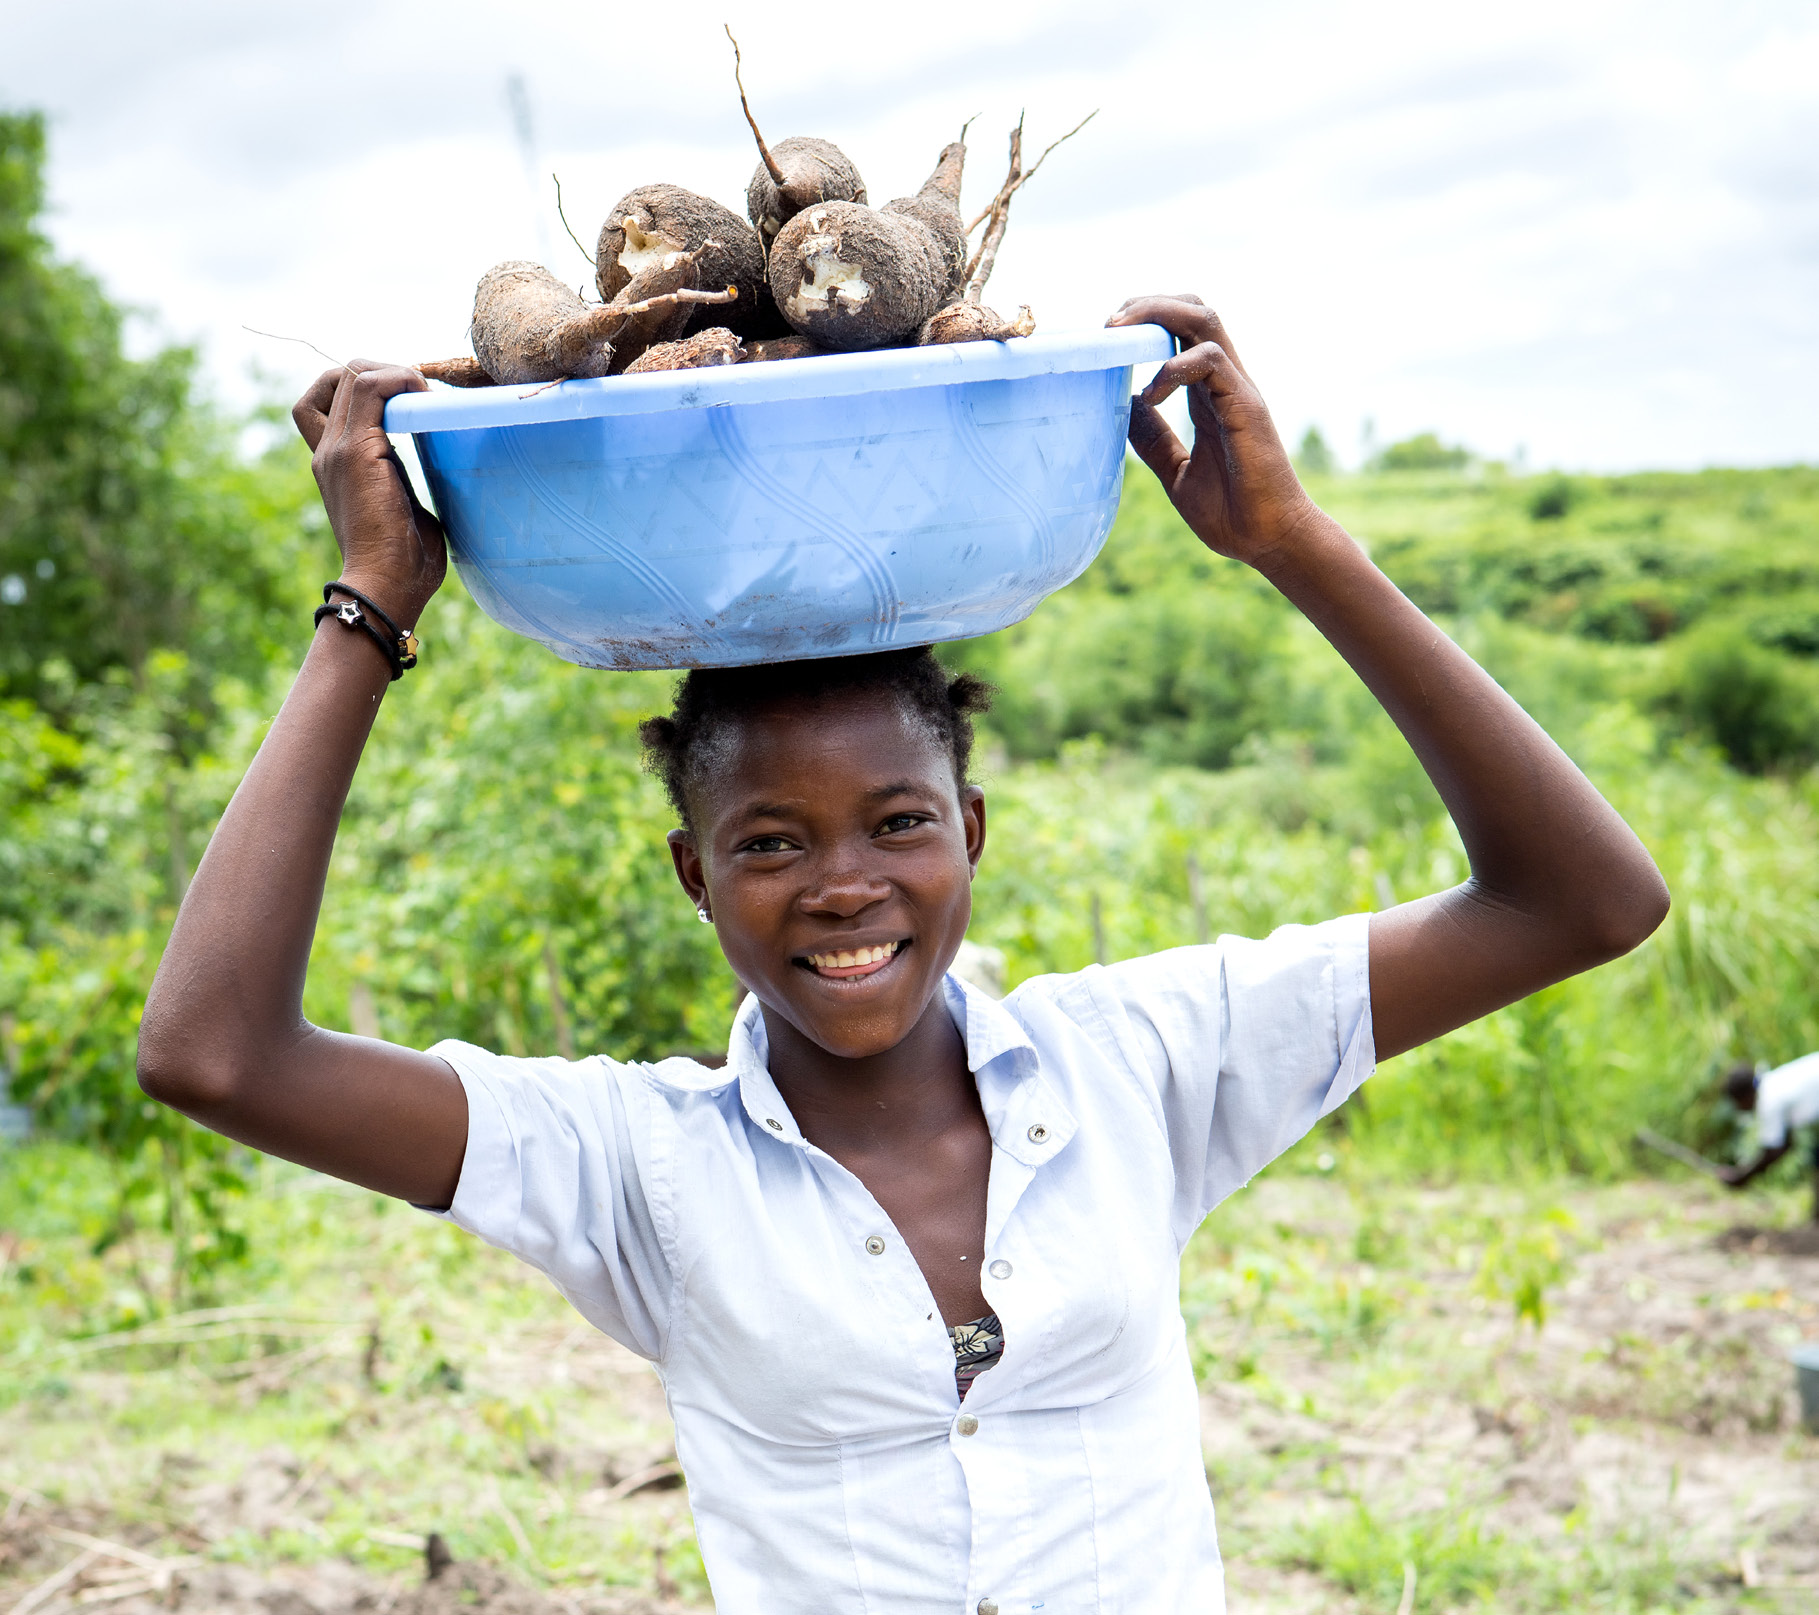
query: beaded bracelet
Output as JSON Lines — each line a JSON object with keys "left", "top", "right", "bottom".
{"left": 312, "top": 582, "right": 419, "bottom": 681}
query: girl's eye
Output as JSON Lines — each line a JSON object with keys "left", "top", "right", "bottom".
{"left": 742, "top": 835, "right": 795, "bottom": 854}
{"left": 878, "top": 814, "right": 927, "bottom": 836}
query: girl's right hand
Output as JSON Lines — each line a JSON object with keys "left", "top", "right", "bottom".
{"left": 292, "top": 362, "right": 446, "bottom": 630}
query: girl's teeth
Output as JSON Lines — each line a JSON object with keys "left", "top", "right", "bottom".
{"left": 812, "top": 942, "right": 898, "bottom": 968}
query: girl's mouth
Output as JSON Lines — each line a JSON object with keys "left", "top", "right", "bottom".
{"left": 799, "top": 939, "right": 906, "bottom": 980}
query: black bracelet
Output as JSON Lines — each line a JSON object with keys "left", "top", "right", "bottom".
{"left": 314, "top": 582, "right": 419, "bottom": 680}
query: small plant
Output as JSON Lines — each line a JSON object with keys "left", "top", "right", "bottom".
{"left": 1475, "top": 1208, "right": 1577, "bottom": 1331}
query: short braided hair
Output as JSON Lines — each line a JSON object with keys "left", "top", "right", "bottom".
{"left": 639, "top": 648, "right": 994, "bottom": 831}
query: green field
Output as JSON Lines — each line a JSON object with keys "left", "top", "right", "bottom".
{"left": 4, "top": 106, "right": 1818, "bottom": 1611}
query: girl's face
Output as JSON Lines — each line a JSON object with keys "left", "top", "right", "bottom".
{"left": 667, "top": 692, "right": 986, "bottom": 1061}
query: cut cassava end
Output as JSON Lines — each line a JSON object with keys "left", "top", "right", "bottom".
{"left": 725, "top": 28, "right": 866, "bottom": 246}
{"left": 470, "top": 257, "right": 738, "bottom": 385}
{"left": 766, "top": 142, "right": 968, "bottom": 351}
{"left": 595, "top": 185, "right": 774, "bottom": 338}
{"left": 415, "top": 356, "right": 496, "bottom": 387}
{"left": 623, "top": 327, "right": 744, "bottom": 373}
{"left": 914, "top": 302, "right": 1036, "bottom": 345}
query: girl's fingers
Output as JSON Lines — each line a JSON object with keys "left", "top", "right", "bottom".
{"left": 291, "top": 367, "right": 343, "bottom": 451}
{"left": 1127, "top": 398, "right": 1190, "bottom": 489}
{"left": 1136, "top": 340, "right": 1242, "bottom": 410}
{"left": 1114, "top": 296, "right": 1248, "bottom": 378}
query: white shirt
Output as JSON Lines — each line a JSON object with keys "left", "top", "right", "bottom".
{"left": 427, "top": 913, "right": 1374, "bottom": 1614}
{"left": 1757, "top": 1052, "right": 1819, "bottom": 1148}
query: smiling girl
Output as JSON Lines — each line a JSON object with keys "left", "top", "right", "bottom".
{"left": 139, "top": 296, "right": 1668, "bottom": 1613}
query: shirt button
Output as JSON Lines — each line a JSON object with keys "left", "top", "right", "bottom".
{"left": 955, "top": 1414, "right": 979, "bottom": 1436}
{"left": 988, "top": 1259, "right": 1012, "bottom": 1280}
{"left": 977, "top": 1600, "right": 998, "bottom": 1615}
{"left": 864, "top": 1235, "right": 886, "bottom": 1256}
{"left": 1027, "top": 1122, "right": 1049, "bottom": 1144}
{"left": 765, "top": 1118, "right": 783, "bottom": 1131}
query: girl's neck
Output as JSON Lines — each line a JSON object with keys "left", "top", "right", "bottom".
{"left": 761, "top": 991, "right": 976, "bottom": 1156}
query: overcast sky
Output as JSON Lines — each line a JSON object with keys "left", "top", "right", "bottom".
{"left": 5, "top": 0, "right": 1815, "bottom": 470}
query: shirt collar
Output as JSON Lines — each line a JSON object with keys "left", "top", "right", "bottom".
{"left": 724, "top": 975, "right": 1073, "bottom": 1166}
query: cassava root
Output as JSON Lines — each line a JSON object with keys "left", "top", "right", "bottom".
{"left": 623, "top": 328, "right": 744, "bottom": 373}
{"left": 767, "top": 141, "right": 968, "bottom": 350}
{"left": 595, "top": 184, "right": 774, "bottom": 338}
{"left": 727, "top": 29, "right": 867, "bottom": 246}
{"left": 470, "top": 251, "right": 736, "bottom": 385}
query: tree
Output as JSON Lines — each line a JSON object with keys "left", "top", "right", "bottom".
{"left": 1295, "top": 426, "right": 1335, "bottom": 476}
{"left": 0, "top": 110, "right": 306, "bottom": 707}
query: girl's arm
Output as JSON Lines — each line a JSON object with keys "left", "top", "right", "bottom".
{"left": 1108, "top": 296, "right": 1669, "bottom": 1060}
{"left": 137, "top": 363, "right": 469, "bottom": 1206}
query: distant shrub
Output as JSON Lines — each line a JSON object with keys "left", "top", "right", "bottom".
{"left": 1658, "top": 625, "right": 1819, "bottom": 772}
{"left": 1375, "top": 432, "right": 1470, "bottom": 472}
{"left": 1741, "top": 592, "right": 1819, "bottom": 658}
{"left": 1528, "top": 475, "right": 1576, "bottom": 520}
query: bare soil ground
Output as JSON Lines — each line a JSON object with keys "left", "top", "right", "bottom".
{"left": 2, "top": 1177, "right": 1814, "bottom": 1613}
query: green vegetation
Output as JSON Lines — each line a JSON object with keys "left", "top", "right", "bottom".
{"left": 7, "top": 101, "right": 1819, "bottom": 1308}
{"left": 4, "top": 106, "right": 1818, "bottom": 1614}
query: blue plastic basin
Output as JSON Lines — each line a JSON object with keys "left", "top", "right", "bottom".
{"left": 383, "top": 324, "right": 1174, "bottom": 670}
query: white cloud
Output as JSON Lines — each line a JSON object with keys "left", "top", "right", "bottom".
{"left": 5, "top": 0, "right": 1813, "bottom": 469}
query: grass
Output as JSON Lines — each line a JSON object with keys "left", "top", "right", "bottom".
{"left": 6, "top": 1141, "right": 1815, "bottom": 1612}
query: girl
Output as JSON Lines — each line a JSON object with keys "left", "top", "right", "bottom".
{"left": 139, "top": 296, "right": 1668, "bottom": 1613}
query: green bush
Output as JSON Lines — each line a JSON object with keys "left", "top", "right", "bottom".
{"left": 1528, "top": 474, "right": 1576, "bottom": 520}
{"left": 1375, "top": 432, "right": 1471, "bottom": 472}
{"left": 1658, "top": 625, "right": 1819, "bottom": 772}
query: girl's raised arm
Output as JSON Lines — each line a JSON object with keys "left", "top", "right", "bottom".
{"left": 1108, "top": 296, "right": 1669, "bottom": 1060}
{"left": 137, "top": 364, "right": 469, "bottom": 1207}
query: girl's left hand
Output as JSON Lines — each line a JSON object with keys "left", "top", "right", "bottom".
{"left": 1107, "top": 295, "right": 1317, "bottom": 575}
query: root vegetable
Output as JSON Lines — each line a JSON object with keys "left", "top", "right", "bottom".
{"left": 623, "top": 328, "right": 744, "bottom": 373}
{"left": 726, "top": 29, "right": 866, "bottom": 246}
{"left": 766, "top": 142, "right": 967, "bottom": 351}
{"left": 741, "top": 334, "right": 831, "bottom": 362}
{"left": 746, "top": 137, "right": 868, "bottom": 247}
{"left": 595, "top": 184, "right": 774, "bottom": 338}
{"left": 914, "top": 302, "right": 1036, "bottom": 345}
{"left": 470, "top": 255, "right": 737, "bottom": 385}
{"left": 415, "top": 356, "right": 496, "bottom": 387}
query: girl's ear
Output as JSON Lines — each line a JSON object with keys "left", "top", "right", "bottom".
{"left": 667, "top": 828, "right": 708, "bottom": 909}
{"left": 962, "top": 786, "right": 987, "bottom": 876}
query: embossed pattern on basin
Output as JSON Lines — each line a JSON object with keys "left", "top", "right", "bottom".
{"left": 384, "top": 325, "right": 1174, "bottom": 671}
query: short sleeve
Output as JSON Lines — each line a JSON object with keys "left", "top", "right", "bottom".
{"left": 1086, "top": 912, "right": 1374, "bottom": 1245}
{"left": 423, "top": 1040, "right": 672, "bottom": 1359}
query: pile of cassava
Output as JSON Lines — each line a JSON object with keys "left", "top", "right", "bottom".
{"left": 418, "top": 35, "right": 1090, "bottom": 388}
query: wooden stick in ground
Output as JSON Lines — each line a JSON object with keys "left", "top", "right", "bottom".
{"left": 724, "top": 28, "right": 785, "bottom": 188}
{"left": 7, "top": 1547, "right": 100, "bottom": 1615}
{"left": 1634, "top": 1126, "right": 1728, "bottom": 1178}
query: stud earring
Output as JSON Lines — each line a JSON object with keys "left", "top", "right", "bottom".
{"left": 697, "top": 906, "right": 712, "bottom": 923}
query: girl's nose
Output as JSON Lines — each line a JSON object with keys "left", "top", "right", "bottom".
{"left": 799, "top": 862, "right": 891, "bottom": 918}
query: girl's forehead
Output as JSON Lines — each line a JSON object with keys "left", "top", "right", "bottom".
{"left": 697, "top": 694, "right": 954, "bottom": 816}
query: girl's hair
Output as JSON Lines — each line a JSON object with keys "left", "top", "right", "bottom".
{"left": 639, "top": 648, "right": 993, "bottom": 830}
